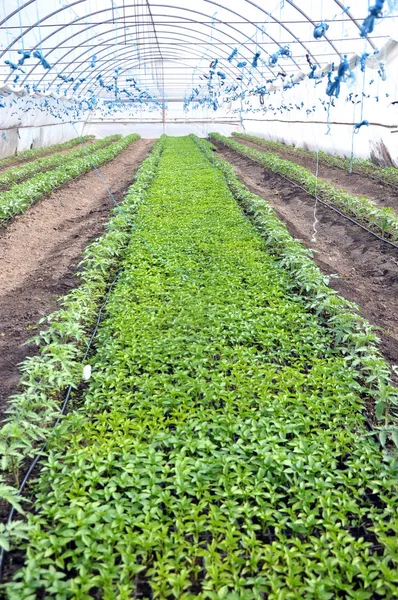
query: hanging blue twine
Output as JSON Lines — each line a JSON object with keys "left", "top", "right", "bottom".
{"left": 313, "top": 22, "right": 329, "bottom": 39}
{"left": 268, "top": 45, "right": 291, "bottom": 66}
{"left": 33, "top": 50, "right": 51, "bottom": 69}
{"left": 252, "top": 51, "right": 261, "bottom": 68}
{"left": 354, "top": 119, "right": 369, "bottom": 133}
{"left": 228, "top": 48, "right": 238, "bottom": 62}
{"left": 378, "top": 62, "right": 387, "bottom": 80}
{"left": 308, "top": 65, "right": 318, "bottom": 79}
{"left": 359, "top": 52, "right": 370, "bottom": 72}
{"left": 58, "top": 74, "right": 74, "bottom": 83}
{"left": 17, "top": 50, "right": 31, "bottom": 66}
{"left": 360, "top": 0, "right": 385, "bottom": 37}
{"left": 326, "top": 56, "right": 350, "bottom": 98}
{"left": 5, "top": 60, "right": 24, "bottom": 73}
{"left": 237, "top": 61, "right": 247, "bottom": 68}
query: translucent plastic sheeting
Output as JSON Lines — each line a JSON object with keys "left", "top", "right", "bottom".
{"left": 0, "top": 1, "right": 397, "bottom": 156}
{"left": 0, "top": 1, "right": 396, "bottom": 101}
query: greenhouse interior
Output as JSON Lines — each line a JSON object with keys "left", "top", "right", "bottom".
{"left": 0, "top": 0, "right": 398, "bottom": 597}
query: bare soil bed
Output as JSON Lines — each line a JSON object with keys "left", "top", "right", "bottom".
{"left": 237, "top": 137, "right": 398, "bottom": 213}
{"left": 0, "top": 138, "right": 155, "bottom": 419}
{"left": 214, "top": 142, "right": 398, "bottom": 369}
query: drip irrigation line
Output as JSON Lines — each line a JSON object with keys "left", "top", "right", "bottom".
{"left": 272, "top": 170, "right": 398, "bottom": 250}
{"left": 0, "top": 134, "right": 186, "bottom": 578}
{"left": 258, "top": 147, "right": 398, "bottom": 194}
{"left": 236, "top": 140, "right": 398, "bottom": 214}
{"left": 0, "top": 138, "right": 208, "bottom": 578}
{"left": 0, "top": 273, "right": 119, "bottom": 581}
{"left": 281, "top": 154, "right": 398, "bottom": 194}
{"left": 215, "top": 142, "right": 398, "bottom": 251}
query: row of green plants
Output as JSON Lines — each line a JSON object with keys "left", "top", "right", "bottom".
{"left": 0, "top": 136, "right": 166, "bottom": 554}
{"left": 232, "top": 132, "right": 398, "bottom": 188}
{"left": 194, "top": 135, "right": 398, "bottom": 442}
{"left": 212, "top": 133, "right": 398, "bottom": 242}
{"left": 0, "top": 134, "right": 140, "bottom": 224}
{"left": 4, "top": 136, "right": 397, "bottom": 598}
{"left": 0, "top": 136, "right": 95, "bottom": 171}
{"left": 0, "top": 135, "right": 122, "bottom": 189}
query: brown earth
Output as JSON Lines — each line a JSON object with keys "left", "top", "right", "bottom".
{"left": 214, "top": 142, "right": 398, "bottom": 370}
{"left": 236, "top": 137, "right": 398, "bottom": 213}
{"left": 0, "top": 138, "right": 117, "bottom": 191}
{"left": 0, "top": 138, "right": 155, "bottom": 419}
{"left": 0, "top": 138, "right": 96, "bottom": 175}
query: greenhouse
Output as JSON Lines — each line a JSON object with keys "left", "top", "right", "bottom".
{"left": 0, "top": 0, "right": 398, "bottom": 597}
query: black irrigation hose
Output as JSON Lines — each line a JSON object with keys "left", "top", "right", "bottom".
{"left": 239, "top": 140, "right": 398, "bottom": 195}
{"left": 220, "top": 143, "right": 398, "bottom": 251}
{"left": 274, "top": 171, "right": 398, "bottom": 251}
{"left": 0, "top": 274, "right": 119, "bottom": 581}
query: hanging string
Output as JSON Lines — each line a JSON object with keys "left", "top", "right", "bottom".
{"left": 326, "top": 55, "right": 350, "bottom": 98}
{"left": 349, "top": 41, "right": 369, "bottom": 173}
{"left": 311, "top": 150, "right": 320, "bottom": 243}
{"left": 35, "top": 0, "right": 43, "bottom": 55}
{"left": 354, "top": 120, "right": 370, "bottom": 132}
{"left": 360, "top": 1, "right": 385, "bottom": 37}
{"left": 313, "top": 22, "right": 329, "bottom": 39}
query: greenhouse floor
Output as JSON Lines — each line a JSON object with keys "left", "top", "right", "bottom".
{"left": 2, "top": 135, "right": 397, "bottom": 597}
{"left": 214, "top": 142, "right": 398, "bottom": 371}
{"left": 0, "top": 138, "right": 154, "bottom": 417}
{"left": 236, "top": 137, "right": 398, "bottom": 214}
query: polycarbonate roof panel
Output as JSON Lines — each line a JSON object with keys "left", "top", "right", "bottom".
{"left": 0, "top": 1, "right": 397, "bottom": 101}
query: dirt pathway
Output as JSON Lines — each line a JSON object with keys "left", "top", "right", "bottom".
{"left": 237, "top": 137, "right": 398, "bottom": 213}
{"left": 215, "top": 143, "right": 398, "bottom": 368}
{"left": 0, "top": 139, "right": 155, "bottom": 417}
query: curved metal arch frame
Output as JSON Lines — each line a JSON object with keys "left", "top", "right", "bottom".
{"left": 0, "top": 0, "right": 87, "bottom": 59}
{"left": 176, "top": 0, "right": 320, "bottom": 66}
{"left": 0, "top": 0, "right": 380, "bottom": 64}
{"left": 21, "top": 15, "right": 301, "bottom": 93}
{"left": 332, "top": 0, "right": 376, "bottom": 50}
{"left": 0, "top": 0, "right": 384, "bottom": 95}
{"left": 38, "top": 21, "right": 272, "bottom": 92}
{"left": 2, "top": 1, "right": 307, "bottom": 83}
{"left": 73, "top": 45, "right": 256, "bottom": 99}
{"left": 71, "top": 53, "right": 229, "bottom": 102}
{"left": 8, "top": 7, "right": 286, "bottom": 87}
{"left": 64, "top": 49, "right": 258, "bottom": 100}
{"left": 284, "top": 0, "right": 342, "bottom": 57}
{"left": 0, "top": 0, "right": 36, "bottom": 28}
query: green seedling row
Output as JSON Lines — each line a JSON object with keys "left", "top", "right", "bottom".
{"left": 0, "top": 134, "right": 140, "bottom": 223}
{"left": 0, "top": 135, "right": 164, "bottom": 483}
{"left": 0, "top": 136, "right": 166, "bottom": 552}
{"left": 211, "top": 133, "right": 398, "bottom": 242}
{"left": 0, "top": 135, "right": 122, "bottom": 189}
{"left": 0, "top": 136, "right": 95, "bottom": 171}
{"left": 4, "top": 136, "right": 397, "bottom": 598}
{"left": 232, "top": 132, "right": 398, "bottom": 189}
{"left": 194, "top": 135, "right": 398, "bottom": 441}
